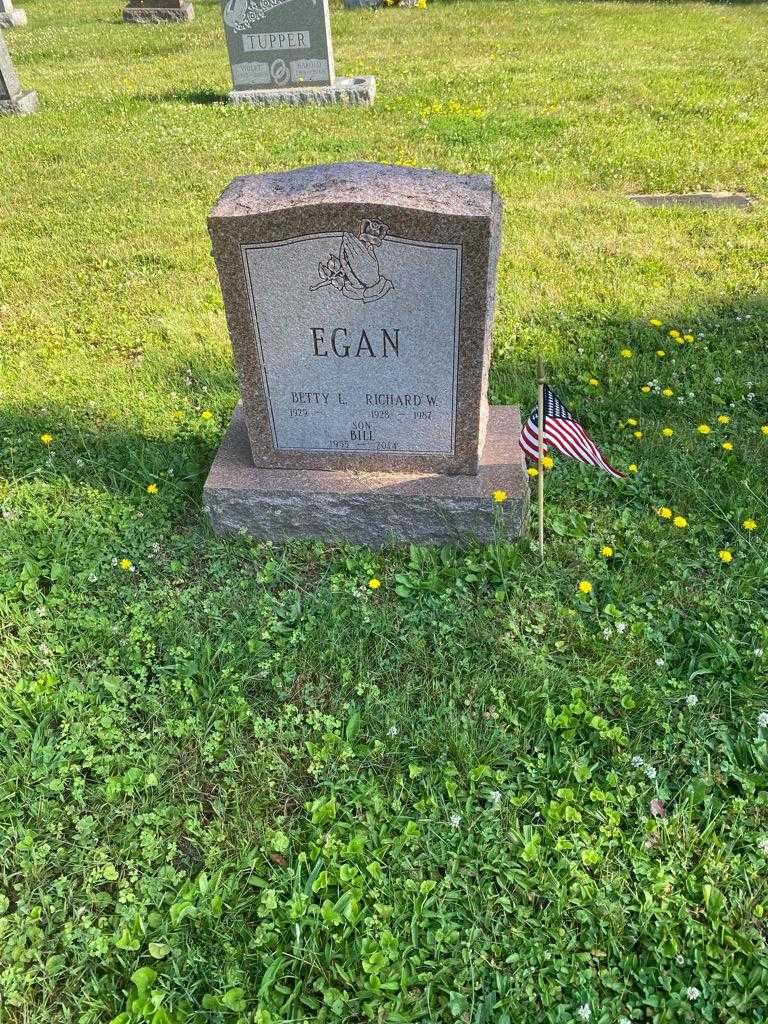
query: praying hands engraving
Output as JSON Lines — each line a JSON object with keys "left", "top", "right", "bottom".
{"left": 311, "top": 220, "right": 394, "bottom": 304}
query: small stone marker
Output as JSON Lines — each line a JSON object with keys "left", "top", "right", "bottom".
{"left": 629, "top": 191, "right": 754, "bottom": 210}
{"left": 122, "top": 0, "right": 194, "bottom": 24}
{"left": 204, "top": 162, "right": 527, "bottom": 546}
{"left": 0, "top": 33, "right": 37, "bottom": 114}
{"left": 220, "top": 0, "right": 374, "bottom": 107}
{"left": 0, "top": 0, "right": 27, "bottom": 29}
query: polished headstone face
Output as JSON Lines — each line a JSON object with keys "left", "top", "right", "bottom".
{"left": 219, "top": 0, "right": 334, "bottom": 91}
{"left": 0, "top": 35, "right": 22, "bottom": 99}
{"left": 208, "top": 163, "right": 501, "bottom": 476}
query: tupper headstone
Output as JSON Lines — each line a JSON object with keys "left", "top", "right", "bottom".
{"left": 0, "top": 0, "right": 27, "bottom": 29}
{"left": 219, "top": 0, "right": 374, "bottom": 107}
{"left": 0, "top": 32, "right": 37, "bottom": 114}
{"left": 122, "top": 0, "right": 194, "bottom": 24}
{"left": 203, "top": 163, "right": 528, "bottom": 546}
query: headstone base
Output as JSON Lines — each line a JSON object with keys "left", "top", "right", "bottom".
{"left": 122, "top": 2, "right": 194, "bottom": 22}
{"left": 228, "top": 75, "right": 375, "bottom": 108}
{"left": 0, "top": 8, "right": 27, "bottom": 27}
{"left": 204, "top": 405, "right": 528, "bottom": 547}
{"left": 0, "top": 89, "right": 38, "bottom": 115}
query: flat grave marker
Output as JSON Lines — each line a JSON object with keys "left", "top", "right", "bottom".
{"left": 122, "top": 0, "right": 194, "bottom": 24}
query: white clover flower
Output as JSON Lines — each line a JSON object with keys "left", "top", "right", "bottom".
{"left": 39, "top": 643, "right": 50, "bottom": 655}
{"left": 88, "top": 574, "right": 97, "bottom": 583}
{"left": 631, "top": 755, "right": 644, "bottom": 768}
{"left": 685, "top": 694, "right": 698, "bottom": 707}
{"left": 755, "top": 648, "right": 764, "bottom": 657}
{"left": 449, "top": 813, "right": 461, "bottom": 829}
{"left": 603, "top": 627, "right": 612, "bottom": 640}
{"left": 35, "top": 606, "right": 46, "bottom": 617}
{"left": 675, "top": 954, "right": 684, "bottom": 965}
{"left": 577, "top": 1004, "right": 591, "bottom": 1021}
{"left": 615, "top": 622, "right": 626, "bottom": 634}
{"left": 758, "top": 711, "right": 768, "bottom": 729}
{"left": 759, "top": 839, "right": 768, "bottom": 856}
{"left": 714, "top": 376, "right": 722, "bottom": 384}
{"left": 387, "top": 725, "right": 399, "bottom": 738}
{"left": 686, "top": 986, "right": 700, "bottom": 1002}
{"left": 645, "top": 765, "right": 657, "bottom": 780}
{"left": 489, "top": 790, "right": 502, "bottom": 806}
{"left": 619, "top": 1018, "right": 631, "bottom": 1024}
{"left": 655, "top": 658, "right": 665, "bottom": 667}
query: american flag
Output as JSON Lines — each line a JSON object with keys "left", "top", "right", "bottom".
{"left": 520, "top": 384, "right": 623, "bottom": 479}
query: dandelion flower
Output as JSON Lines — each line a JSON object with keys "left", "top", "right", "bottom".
{"left": 717, "top": 415, "right": 730, "bottom": 425}
{"left": 662, "top": 427, "right": 674, "bottom": 437}
{"left": 601, "top": 545, "right": 614, "bottom": 558}
{"left": 719, "top": 550, "right": 733, "bottom": 563}
{"left": 588, "top": 378, "right": 600, "bottom": 387}
{"left": 542, "top": 456, "right": 554, "bottom": 470}
{"left": 656, "top": 350, "right": 666, "bottom": 358}
{"left": 621, "top": 349, "right": 633, "bottom": 358}
{"left": 649, "top": 319, "right": 663, "bottom": 328}
{"left": 146, "top": 483, "right": 158, "bottom": 494}
{"left": 641, "top": 385, "right": 652, "bottom": 394}
{"left": 368, "top": 578, "right": 381, "bottom": 590}
{"left": 697, "top": 424, "right": 711, "bottom": 435}
{"left": 119, "top": 558, "right": 133, "bottom": 571}
{"left": 200, "top": 410, "right": 213, "bottom": 420}
{"left": 743, "top": 519, "right": 757, "bottom": 531}
{"left": 673, "top": 515, "right": 688, "bottom": 528}
{"left": 658, "top": 507, "right": 673, "bottom": 519}
{"left": 40, "top": 433, "right": 54, "bottom": 445}
{"left": 578, "top": 580, "right": 593, "bottom": 594}
{"left": 662, "top": 388, "right": 674, "bottom": 397}
{"left": 628, "top": 463, "right": 638, "bottom": 473}
{"left": 633, "top": 430, "right": 643, "bottom": 439}
{"left": 722, "top": 441, "right": 733, "bottom": 451}
{"left": 761, "top": 425, "right": 768, "bottom": 436}
{"left": 626, "top": 417, "right": 638, "bottom": 427}
{"left": 527, "top": 467, "right": 539, "bottom": 477}
{"left": 492, "top": 489, "right": 507, "bottom": 503}
{"left": 683, "top": 334, "right": 694, "bottom": 343}
{"left": 668, "top": 330, "right": 680, "bottom": 339}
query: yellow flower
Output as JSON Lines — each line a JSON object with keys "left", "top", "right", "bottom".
{"left": 578, "top": 580, "right": 593, "bottom": 594}
{"left": 668, "top": 330, "right": 680, "bottom": 339}
{"left": 656, "top": 350, "right": 666, "bottom": 358}
{"left": 661, "top": 427, "right": 674, "bottom": 437}
{"left": 641, "top": 385, "right": 652, "bottom": 394}
{"left": 40, "top": 433, "right": 54, "bottom": 445}
{"left": 620, "top": 349, "right": 633, "bottom": 358}
{"left": 626, "top": 417, "right": 638, "bottom": 427}
{"left": 492, "top": 489, "right": 507, "bottom": 503}
{"left": 200, "top": 410, "right": 213, "bottom": 420}
{"left": 719, "top": 550, "right": 733, "bottom": 563}
{"left": 722, "top": 441, "right": 733, "bottom": 451}
{"left": 600, "top": 545, "right": 614, "bottom": 558}
{"left": 673, "top": 515, "right": 687, "bottom": 528}
{"left": 762, "top": 425, "right": 768, "bottom": 436}
{"left": 662, "top": 388, "right": 674, "bottom": 397}
{"left": 628, "top": 463, "right": 638, "bottom": 473}
{"left": 649, "top": 319, "right": 663, "bottom": 328}
{"left": 170, "top": 410, "right": 183, "bottom": 420}
{"left": 368, "top": 578, "right": 381, "bottom": 589}
{"left": 119, "top": 558, "right": 133, "bottom": 571}
{"left": 146, "top": 483, "right": 159, "bottom": 494}
{"left": 697, "top": 424, "right": 711, "bottom": 435}
{"left": 588, "top": 378, "right": 600, "bottom": 387}
{"left": 674, "top": 335, "right": 686, "bottom": 345}
{"left": 658, "top": 507, "right": 673, "bottom": 519}
{"left": 633, "top": 430, "right": 643, "bottom": 438}
{"left": 742, "top": 519, "right": 757, "bottom": 532}
{"left": 527, "top": 467, "right": 539, "bottom": 477}
{"left": 683, "top": 334, "right": 694, "bottom": 343}
{"left": 542, "top": 456, "right": 554, "bottom": 470}
{"left": 717, "top": 415, "right": 730, "bottom": 425}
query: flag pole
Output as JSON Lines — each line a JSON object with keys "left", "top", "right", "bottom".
{"left": 537, "top": 355, "right": 546, "bottom": 559}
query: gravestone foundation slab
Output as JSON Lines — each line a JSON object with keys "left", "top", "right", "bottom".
{"left": 123, "top": 0, "right": 194, "bottom": 23}
{"left": 205, "top": 405, "right": 528, "bottom": 546}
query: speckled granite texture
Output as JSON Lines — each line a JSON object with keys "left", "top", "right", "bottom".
{"left": 228, "top": 76, "right": 375, "bottom": 107}
{"left": 208, "top": 163, "right": 501, "bottom": 476}
{"left": 204, "top": 404, "right": 528, "bottom": 546}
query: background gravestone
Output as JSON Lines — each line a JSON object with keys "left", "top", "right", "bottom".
{"left": 0, "top": 0, "right": 27, "bottom": 29}
{"left": 0, "top": 32, "right": 37, "bottom": 113}
{"left": 220, "top": 0, "right": 374, "bottom": 106}
{"left": 122, "top": 0, "right": 194, "bottom": 23}
{"left": 204, "top": 162, "right": 527, "bottom": 546}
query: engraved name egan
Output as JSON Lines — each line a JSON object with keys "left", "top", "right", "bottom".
{"left": 311, "top": 327, "right": 400, "bottom": 358}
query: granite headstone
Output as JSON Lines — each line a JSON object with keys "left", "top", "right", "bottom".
{"left": 220, "top": 0, "right": 374, "bottom": 106}
{"left": 204, "top": 162, "right": 528, "bottom": 546}
{"left": 0, "top": 0, "right": 27, "bottom": 29}
{"left": 123, "top": 0, "right": 194, "bottom": 24}
{"left": 0, "top": 32, "right": 37, "bottom": 114}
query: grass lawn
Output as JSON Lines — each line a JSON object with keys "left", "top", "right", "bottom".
{"left": 2, "top": 0, "right": 768, "bottom": 1020}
